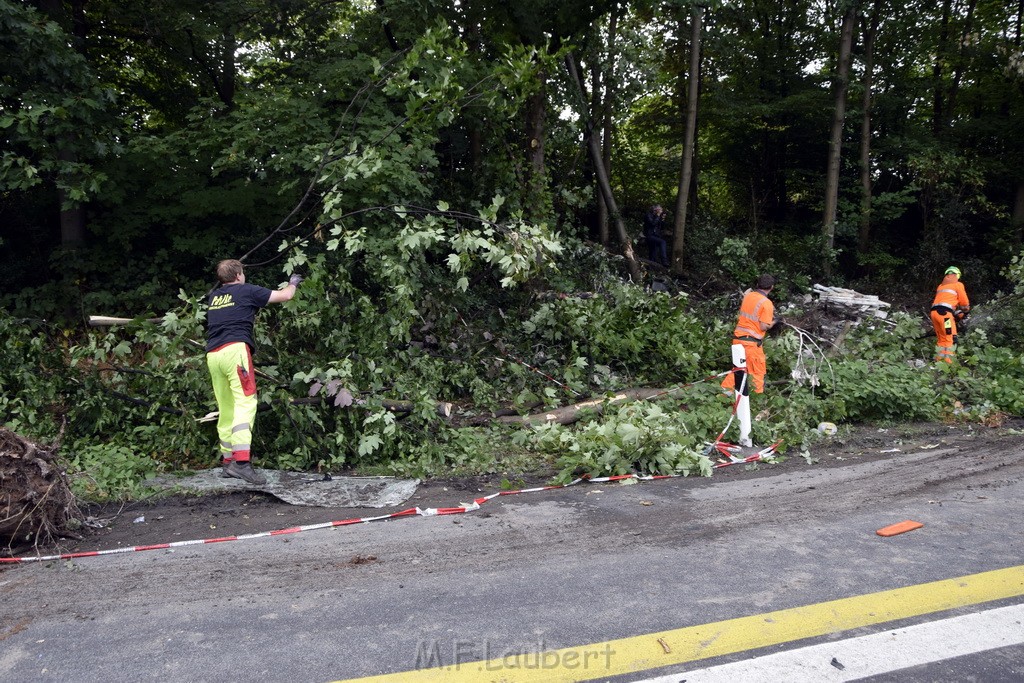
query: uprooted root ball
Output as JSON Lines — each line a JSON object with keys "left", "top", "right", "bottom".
{"left": 0, "top": 428, "right": 84, "bottom": 551}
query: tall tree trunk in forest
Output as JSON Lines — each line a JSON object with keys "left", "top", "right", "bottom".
{"left": 37, "top": 0, "right": 86, "bottom": 248}
{"left": 943, "top": 0, "right": 978, "bottom": 128}
{"left": 856, "top": 0, "right": 881, "bottom": 258}
{"left": 218, "top": 29, "right": 237, "bottom": 108}
{"left": 565, "top": 54, "right": 642, "bottom": 282}
{"left": 932, "top": 0, "right": 953, "bottom": 136}
{"left": 524, "top": 71, "right": 547, "bottom": 221}
{"left": 465, "top": 23, "right": 483, "bottom": 180}
{"left": 1015, "top": 2, "right": 1023, "bottom": 246}
{"left": 671, "top": 4, "right": 702, "bottom": 275}
{"left": 1017, "top": 0, "right": 1023, "bottom": 47}
{"left": 591, "top": 57, "right": 607, "bottom": 244}
{"left": 375, "top": 0, "right": 400, "bottom": 50}
{"left": 186, "top": 22, "right": 237, "bottom": 109}
{"left": 594, "top": 12, "right": 618, "bottom": 248}
{"left": 56, "top": 150, "right": 86, "bottom": 248}
{"left": 1014, "top": 181, "right": 1024, "bottom": 246}
{"left": 822, "top": 2, "right": 857, "bottom": 271}
{"left": 600, "top": 97, "right": 613, "bottom": 246}
{"left": 923, "top": 0, "right": 976, "bottom": 237}
{"left": 69, "top": 0, "right": 86, "bottom": 52}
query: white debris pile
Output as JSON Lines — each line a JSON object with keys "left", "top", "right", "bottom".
{"left": 811, "top": 284, "right": 891, "bottom": 319}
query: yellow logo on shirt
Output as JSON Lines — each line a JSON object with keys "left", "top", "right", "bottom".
{"left": 209, "top": 294, "right": 235, "bottom": 310}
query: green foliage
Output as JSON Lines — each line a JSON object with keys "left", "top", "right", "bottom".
{"left": 715, "top": 237, "right": 758, "bottom": 285}
{"left": 66, "top": 443, "right": 159, "bottom": 501}
{"left": 0, "top": 1, "right": 116, "bottom": 203}
{"left": 830, "top": 360, "right": 940, "bottom": 423}
{"left": 533, "top": 400, "right": 714, "bottom": 483}
{"left": 855, "top": 248, "right": 909, "bottom": 285}
{"left": 971, "top": 250, "right": 1024, "bottom": 347}
{"left": 0, "top": 316, "right": 67, "bottom": 437}
{"left": 522, "top": 280, "right": 713, "bottom": 385}
{"left": 955, "top": 334, "right": 1024, "bottom": 418}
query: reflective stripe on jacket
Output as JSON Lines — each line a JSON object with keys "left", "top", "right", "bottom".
{"left": 932, "top": 275, "right": 970, "bottom": 311}
{"left": 732, "top": 290, "right": 774, "bottom": 341}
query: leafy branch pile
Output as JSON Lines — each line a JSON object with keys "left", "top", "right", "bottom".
{"left": 5, "top": 243, "right": 1024, "bottom": 496}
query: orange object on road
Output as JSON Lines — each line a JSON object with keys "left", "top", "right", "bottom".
{"left": 876, "top": 520, "right": 924, "bottom": 537}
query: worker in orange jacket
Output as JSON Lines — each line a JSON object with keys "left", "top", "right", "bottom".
{"left": 930, "top": 266, "right": 970, "bottom": 363}
{"left": 722, "top": 274, "right": 776, "bottom": 446}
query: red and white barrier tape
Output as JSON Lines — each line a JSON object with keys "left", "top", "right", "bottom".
{"left": 0, "top": 442, "right": 779, "bottom": 565}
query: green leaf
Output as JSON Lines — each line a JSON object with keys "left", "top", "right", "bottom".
{"left": 358, "top": 434, "right": 383, "bottom": 456}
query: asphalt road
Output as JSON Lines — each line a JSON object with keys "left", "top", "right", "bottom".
{"left": 2, "top": 438, "right": 1023, "bottom": 682}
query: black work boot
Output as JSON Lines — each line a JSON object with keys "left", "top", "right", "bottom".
{"left": 223, "top": 460, "right": 267, "bottom": 485}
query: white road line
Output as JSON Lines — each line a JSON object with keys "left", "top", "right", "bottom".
{"left": 635, "top": 602, "right": 1024, "bottom": 683}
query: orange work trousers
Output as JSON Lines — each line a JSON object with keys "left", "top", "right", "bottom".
{"left": 721, "top": 341, "right": 766, "bottom": 394}
{"left": 930, "top": 309, "right": 957, "bottom": 363}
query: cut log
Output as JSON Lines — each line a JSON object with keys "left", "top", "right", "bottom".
{"left": 497, "top": 387, "right": 687, "bottom": 427}
{"left": 198, "top": 396, "right": 454, "bottom": 422}
{"left": 88, "top": 315, "right": 164, "bottom": 327}
{"left": 290, "top": 396, "right": 452, "bottom": 418}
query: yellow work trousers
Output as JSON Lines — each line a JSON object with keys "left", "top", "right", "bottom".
{"left": 206, "top": 342, "right": 258, "bottom": 462}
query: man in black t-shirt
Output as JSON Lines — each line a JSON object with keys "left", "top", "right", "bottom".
{"left": 206, "top": 259, "right": 301, "bottom": 484}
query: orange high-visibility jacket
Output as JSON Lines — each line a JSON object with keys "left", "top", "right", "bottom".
{"left": 931, "top": 275, "right": 970, "bottom": 313}
{"left": 732, "top": 289, "right": 775, "bottom": 341}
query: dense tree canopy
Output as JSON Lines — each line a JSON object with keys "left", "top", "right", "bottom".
{"left": 2, "top": 0, "right": 1021, "bottom": 308}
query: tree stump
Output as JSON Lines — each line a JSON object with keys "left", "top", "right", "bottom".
{"left": 0, "top": 428, "right": 83, "bottom": 550}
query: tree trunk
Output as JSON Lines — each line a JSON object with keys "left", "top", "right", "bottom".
{"left": 1017, "top": 0, "right": 1023, "bottom": 46}
{"left": 497, "top": 387, "right": 688, "bottom": 427}
{"left": 218, "top": 28, "right": 237, "bottom": 108}
{"left": 856, "top": 0, "right": 881, "bottom": 258}
{"left": 932, "top": 0, "right": 953, "bottom": 136}
{"left": 57, "top": 184, "right": 87, "bottom": 249}
{"left": 599, "top": 108, "right": 612, "bottom": 246}
{"left": 524, "top": 70, "right": 547, "bottom": 221}
{"left": 822, "top": 2, "right": 857, "bottom": 267}
{"left": 38, "top": 0, "right": 87, "bottom": 248}
{"left": 597, "top": 12, "right": 618, "bottom": 248}
{"left": 591, "top": 49, "right": 609, "bottom": 246}
{"left": 1010, "top": 0, "right": 1021, "bottom": 248}
{"left": 671, "top": 4, "right": 703, "bottom": 275}
{"left": 1013, "top": 180, "right": 1024, "bottom": 247}
{"left": 69, "top": 0, "right": 87, "bottom": 53}
{"left": 944, "top": 0, "right": 978, "bottom": 127}
{"left": 565, "top": 53, "right": 642, "bottom": 282}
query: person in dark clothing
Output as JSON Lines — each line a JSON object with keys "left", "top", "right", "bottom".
{"left": 642, "top": 204, "right": 669, "bottom": 266}
{"left": 205, "top": 259, "right": 302, "bottom": 484}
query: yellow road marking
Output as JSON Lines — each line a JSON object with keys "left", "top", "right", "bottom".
{"left": 332, "top": 564, "right": 1024, "bottom": 683}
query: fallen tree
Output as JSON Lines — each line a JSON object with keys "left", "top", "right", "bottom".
{"left": 0, "top": 428, "right": 84, "bottom": 550}
{"left": 497, "top": 387, "right": 690, "bottom": 426}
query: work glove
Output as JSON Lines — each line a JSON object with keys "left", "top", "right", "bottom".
{"left": 288, "top": 273, "right": 304, "bottom": 287}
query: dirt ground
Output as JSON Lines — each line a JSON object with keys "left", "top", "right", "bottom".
{"left": 5, "top": 417, "right": 1021, "bottom": 563}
